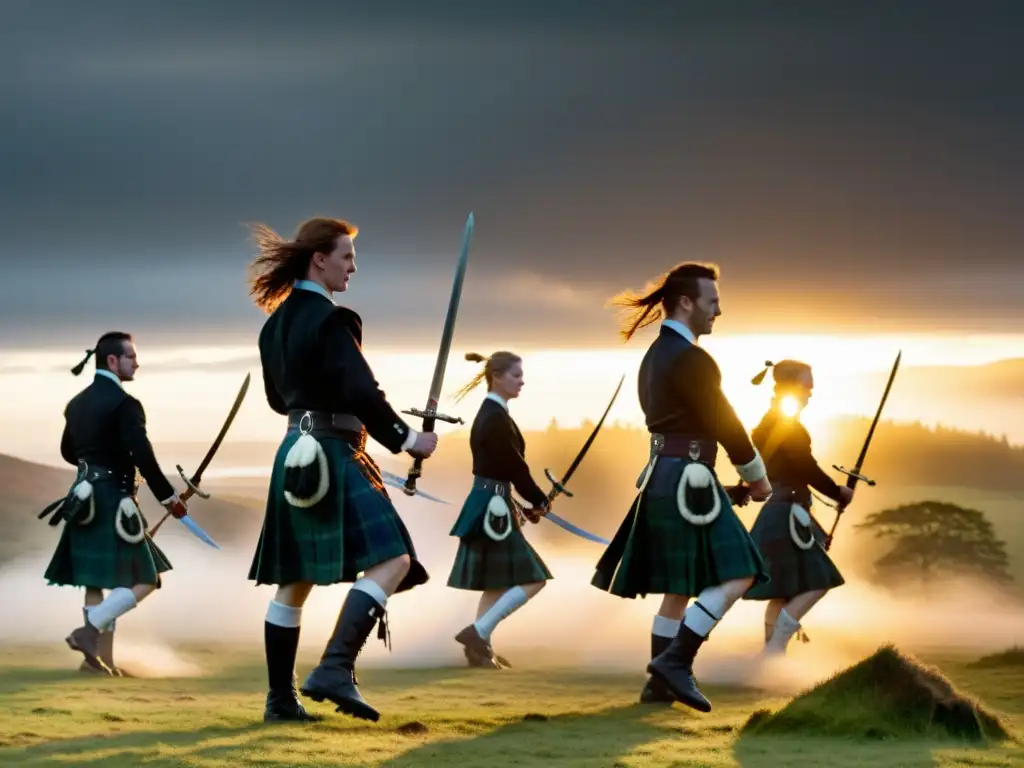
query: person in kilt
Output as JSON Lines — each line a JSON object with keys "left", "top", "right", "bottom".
{"left": 742, "top": 360, "right": 853, "bottom": 655}
{"left": 446, "top": 351, "right": 553, "bottom": 670}
{"left": 246, "top": 217, "right": 439, "bottom": 724}
{"left": 591, "top": 262, "right": 773, "bottom": 713}
{"left": 40, "top": 332, "right": 189, "bottom": 677}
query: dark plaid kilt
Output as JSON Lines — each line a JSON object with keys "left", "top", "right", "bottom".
{"left": 447, "top": 486, "right": 553, "bottom": 591}
{"left": 743, "top": 498, "right": 845, "bottom": 600}
{"left": 44, "top": 479, "right": 172, "bottom": 590}
{"left": 592, "top": 456, "right": 768, "bottom": 599}
{"left": 247, "top": 429, "right": 428, "bottom": 593}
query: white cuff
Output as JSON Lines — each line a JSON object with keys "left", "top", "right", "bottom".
{"left": 735, "top": 449, "right": 766, "bottom": 484}
{"left": 401, "top": 427, "right": 419, "bottom": 453}
{"left": 159, "top": 493, "right": 177, "bottom": 505}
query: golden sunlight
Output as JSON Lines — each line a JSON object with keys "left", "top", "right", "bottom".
{"left": 778, "top": 395, "right": 801, "bottom": 418}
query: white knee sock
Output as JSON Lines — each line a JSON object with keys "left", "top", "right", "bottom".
{"left": 766, "top": 608, "right": 801, "bottom": 653}
{"left": 681, "top": 583, "right": 734, "bottom": 638}
{"left": 266, "top": 600, "right": 303, "bottom": 628}
{"left": 351, "top": 578, "right": 388, "bottom": 609}
{"left": 86, "top": 587, "right": 137, "bottom": 632}
{"left": 473, "top": 586, "right": 529, "bottom": 640}
{"left": 652, "top": 614, "right": 681, "bottom": 639}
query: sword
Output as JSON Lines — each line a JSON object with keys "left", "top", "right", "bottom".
{"left": 400, "top": 212, "right": 474, "bottom": 495}
{"left": 520, "top": 374, "right": 623, "bottom": 543}
{"left": 379, "top": 469, "right": 450, "bottom": 504}
{"left": 148, "top": 372, "right": 252, "bottom": 547}
{"left": 825, "top": 350, "right": 901, "bottom": 549}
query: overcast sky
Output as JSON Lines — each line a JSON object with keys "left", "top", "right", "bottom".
{"left": 2, "top": 1, "right": 1022, "bottom": 348}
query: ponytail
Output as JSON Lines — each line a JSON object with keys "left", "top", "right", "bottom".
{"left": 607, "top": 282, "right": 667, "bottom": 342}
{"left": 452, "top": 352, "right": 490, "bottom": 403}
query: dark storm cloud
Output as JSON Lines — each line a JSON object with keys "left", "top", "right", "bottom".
{"left": 1, "top": 0, "right": 1022, "bottom": 344}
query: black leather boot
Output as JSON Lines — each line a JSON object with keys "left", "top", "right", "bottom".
{"left": 300, "top": 589, "right": 386, "bottom": 722}
{"left": 455, "top": 625, "right": 500, "bottom": 669}
{"left": 66, "top": 616, "right": 111, "bottom": 676}
{"left": 639, "top": 634, "right": 675, "bottom": 704}
{"left": 647, "top": 624, "right": 712, "bottom": 712}
{"left": 264, "top": 622, "right": 321, "bottom": 722}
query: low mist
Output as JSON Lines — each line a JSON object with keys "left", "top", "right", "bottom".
{"left": 2, "top": 469, "right": 1022, "bottom": 693}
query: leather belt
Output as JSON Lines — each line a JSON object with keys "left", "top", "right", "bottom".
{"left": 654, "top": 433, "right": 719, "bottom": 464}
{"left": 287, "top": 410, "right": 363, "bottom": 433}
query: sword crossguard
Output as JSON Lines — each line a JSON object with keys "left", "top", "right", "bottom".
{"left": 832, "top": 464, "right": 876, "bottom": 486}
{"left": 544, "top": 468, "right": 573, "bottom": 499}
{"left": 176, "top": 464, "right": 211, "bottom": 500}
{"left": 401, "top": 407, "right": 464, "bottom": 425}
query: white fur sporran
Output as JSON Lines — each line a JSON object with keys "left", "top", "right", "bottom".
{"left": 114, "top": 496, "right": 147, "bottom": 544}
{"left": 483, "top": 493, "right": 514, "bottom": 542}
{"left": 675, "top": 462, "right": 722, "bottom": 526}
{"left": 71, "top": 479, "right": 96, "bottom": 526}
{"left": 283, "top": 414, "right": 330, "bottom": 509}
{"left": 788, "top": 503, "right": 816, "bottom": 550}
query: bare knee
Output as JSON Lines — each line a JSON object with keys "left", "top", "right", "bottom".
{"left": 275, "top": 581, "right": 314, "bottom": 608}
{"left": 523, "top": 581, "right": 546, "bottom": 598}
{"left": 660, "top": 594, "right": 689, "bottom": 619}
{"left": 392, "top": 554, "right": 412, "bottom": 579}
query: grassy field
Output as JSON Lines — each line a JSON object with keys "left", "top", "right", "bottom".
{"left": 1, "top": 644, "right": 1022, "bottom": 767}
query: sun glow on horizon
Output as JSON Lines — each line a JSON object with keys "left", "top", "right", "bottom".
{"left": 2, "top": 330, "right": 1024, "bottom": 467}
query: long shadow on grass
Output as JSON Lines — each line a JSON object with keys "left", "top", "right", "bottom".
{"left": 377, "top": 703, "right": 684, "bottom": 767}
{"left": 0, "top": 722, "right": 269, "bottom": 767}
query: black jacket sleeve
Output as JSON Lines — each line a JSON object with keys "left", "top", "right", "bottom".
{"left": 782, "top": 425, "right": 843, "bottom": 500}
{"left": 483, "top": 415, "right": 549, "bottom": 508}
{"left": 59, "top": 423, "right": 77, "bottom": 466}
{"left": 116, "top": 396, "right": 176, "bottom": 502}
{"left": 319, "top": 309, "right": 412, "bottom": 454}
{"left": 674, "top": 348, "right": 758, "bottom": 468}
{"left": 262, "top": 364, "right": 287, "bottom": 415}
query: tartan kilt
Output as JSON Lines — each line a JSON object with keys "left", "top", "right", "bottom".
{"left": 44, "top": 479, "right": 172, "bottom": 589}
{"left": 247, "top": 430, "right": 428, "bottom": 593}
{"left": 591, "top": 456, "right": 768, "bottom": 599}
{"left": 743, "top": 498, "right": 845, "bottom": 600}
{"left": 447, "top": 486, "right": 552, "bottom": 591}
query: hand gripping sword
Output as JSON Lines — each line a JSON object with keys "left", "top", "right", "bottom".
{"left": 524, "top": 374, "right": 624, "bottom": 545}
{"left": 824, "top": 350, "right": 901, "bottom": 550}
{"left": 400, "top": 212, "right": 474, "bottom": 496}
{"left": 148, "top": 372, "right": 252, "bottom": 548}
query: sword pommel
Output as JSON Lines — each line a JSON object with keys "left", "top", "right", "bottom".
{"left": 544, "top": 467, "right": 574, "bottom": 500}
{"left": 401, "top": 407, "right": 464, "bottom": 425}
{"left": 832, "top": 464, "right": 876, "bottom": 486}
{"left": 177, "top": 464, "right": 212, "bottom": 500}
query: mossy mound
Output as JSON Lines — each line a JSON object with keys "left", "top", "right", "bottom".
{"left": 969, "top": 646, "right": 1024, "bottom": 669}
{"left": 740, "top": 644, "right": 1010, "bottom": 742}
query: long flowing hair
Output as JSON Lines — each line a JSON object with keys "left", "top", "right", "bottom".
{"left": 246, "top": 217, "right": 358, "bottom": 313}
{"left": 607, "top": 262, "right": 719, "bottom": 341}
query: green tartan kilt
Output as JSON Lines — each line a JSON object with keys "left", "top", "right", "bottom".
{"left": 592, "top": 456, "right": 768, "bottom": 599}
{"left": 247, "top": 430, "right": 428, "bottom": 593}
{"left": 447, "top": 486, "right": 553, "bottom": 591}
{"left": 743, "top": 499, "right": 845, "bottom": 600}
{"left": 44, "top": 480, "right": 172, "bottom": 590}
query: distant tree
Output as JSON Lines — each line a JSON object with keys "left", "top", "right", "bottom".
{"left": 546, "top": 417, "right": 559, "bottom": 433}
{"left": 855, "top": 501, "right": 1013, "bottom": 585}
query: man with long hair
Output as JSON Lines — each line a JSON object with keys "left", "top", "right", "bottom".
{"left": 246, "top": 217, "right": 437, "bottom": 723}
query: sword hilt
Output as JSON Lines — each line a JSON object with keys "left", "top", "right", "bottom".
{"left": 544, "top": 468, "right": 573, "bottom": 500}
{"left": 832, "top": 464, "right": 875, "bottom": 486}
{"left": 177, "top": 464, "right": 211, "bottom": 500}
{"left": 401, "top": 407, "right": 464, "bottom": 425}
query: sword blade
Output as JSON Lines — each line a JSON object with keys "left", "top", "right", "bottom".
{"left": 380, "top": 470, "right": 450, "bottom": 504}
{"left": 403, "top": 213, "right": 474, "bottom": 495}
{"left": 850, "top": 350, "right": 900, "bottom": 479}
{"left": 557, "top": 374, "right": 624, "bottom": 487}
{"left": 178, "top": 514, "right": 221, "bottom": 549}
{"left": 544, "top": 511, "right": 610, "bottom": 545}
{"left": 425, "top": 213, "right": 474, "bottom": 412}
{"left": 190, "top": 372, "right": 251, "bottom": 485}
